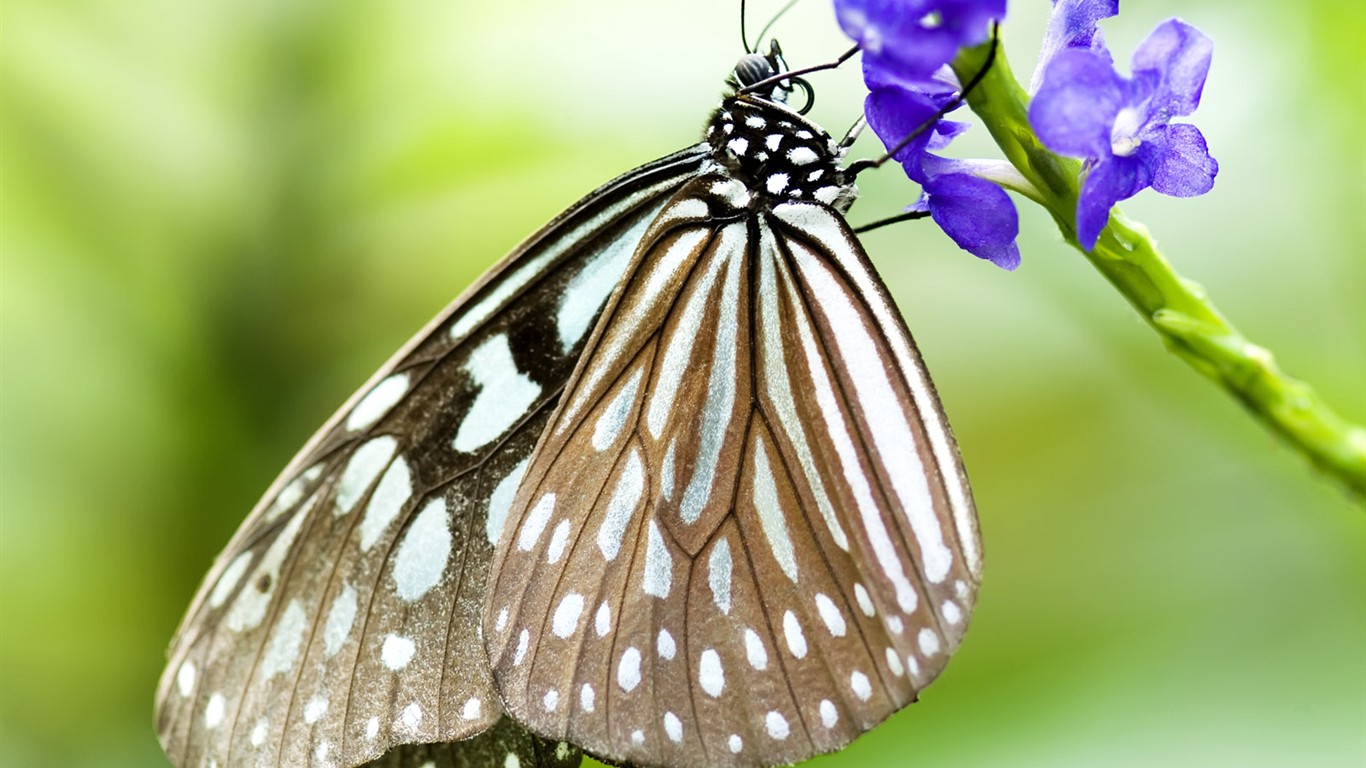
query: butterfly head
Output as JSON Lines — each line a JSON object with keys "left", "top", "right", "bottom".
{"left": 729, "top": 39, "right": 795, "bottom": 105}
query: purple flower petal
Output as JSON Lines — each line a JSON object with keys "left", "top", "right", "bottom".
{"left": 922, "top": 173, "right": 1021, "bottom": 269}
{"left": 1132, "top": 19, "right": 1213, "bottom": 118}
{"left": 1030, "top": 49, "right": 1126, "bottom": 159}
{"left": 1076, "top": 156, "right": 1146, "bottom": 249}
{"left": 1029, "top": 0, "right": 1120, "bottom": 92}
{"left": 837, "top": 0, "right": 1004, "bottom": 80}
{"left": 865, "top": 86, "right": 942, "bottom": 175}
{"left": 1142, "top": 123, "right": 1218, "bottom": 197}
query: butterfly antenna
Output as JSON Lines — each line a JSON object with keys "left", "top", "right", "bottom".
{"left": 738, "top": 44, "right": 861, "bottom": 97}
{"left": 740, "top": 0, "right": 752, "bottom": 53}
{"left": 847, "top": 23, "right": 1000, "bottom": 179}
{"left": 753, "top": 0, "right": 802, "bottom": 50}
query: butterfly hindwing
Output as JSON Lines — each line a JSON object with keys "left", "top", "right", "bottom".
{"left": 155, "top": 148, "right": 708, "bottom": 768}
{"left": 483, "top": 177, "right": 981, "bottom": 768}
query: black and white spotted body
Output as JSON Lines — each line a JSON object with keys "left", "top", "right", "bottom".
{"left": 705, "top": 95, "right": 856, "bottom": 213}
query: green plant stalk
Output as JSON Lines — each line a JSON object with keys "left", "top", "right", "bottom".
{"left": 951, "top": 38, "right": 1366, "bottom": 497}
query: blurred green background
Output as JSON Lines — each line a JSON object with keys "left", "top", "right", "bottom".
{"left": 3, "top": 0, "right": 1363, "bottom": 766}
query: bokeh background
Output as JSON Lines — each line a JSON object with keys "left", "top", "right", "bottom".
{"left": 3, "top": 0, "right": 1363, "bottom": 766}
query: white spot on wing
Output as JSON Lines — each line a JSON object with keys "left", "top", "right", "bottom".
{"left": 663, "top": 712, "right": 683, "bottom": 742}
{"left": 765, "top": 173, "right": 790, "bottom": 195}
{"left": 661, "top": 437, "right": 677, "bottom": 500}
{"left": 918, "top": 628, "right": 941, "bottom": 656}
{"left": 225, "top": 499, "right": 310, "bottom": 632}
{"left": 642, "top": 520, "right": 672, "bottom": 598}
{"left": 347, "top": 372, "right": 410, "bottom": 431}
{"left": 265, "top": 464, "right": 321, "bottom": 523}
{"left": 543, "top": 689, "right": 560, "bottom": 712}
{"left": 594, "top": 601, "right": 612, "bottom": 637}
{"left": 886, "top": 647, "right": 905, "bottom": 676}
{"left": 820, "top": 699, "right": 838, "bottom": 727}
{"left": 752, "top": 439, "right": 798, "bottom": 582}
{"left": 854, "top": 583, "right": 876, "bottom": 617}
{"left": 850, "top": 670, "right": 872, "bottom": 701}
{"left": 513, "top": 629, "right": 530, "bottom": 666}
{"left": 728, "top": 137, "right": 749, "bottom": 156}
{"left": 204, "top": 693, "right": 225, "bottom": 729}
{"left": 176, "top": 661, "right": 196, "bottom": 697}
{"left": 592, "top": 367, "right": 642, "bottom": 451}
{"left": 698, "top": 649, "right": 725, "bottom": 697}
{"left": 250, "top": 718, "right": 268, "bottom": 746}
{"left": 358, "top": 456, "right": 411, "bottom": 552}
{"left": 259, "top": 599, "right": 308, "bottom": 679}
{"left": 618, "top": 646, "right": 642, "bottom": 692}
{"left": 336, "top": 436, "right": 398, "bottom": 515}
{"left": 393, "top": 498, "right": 450, "bottom": 601}
{"left": 322, "top": 584, "right": 358, "bottom": 657}
{"left": 728, "top": 734, "right": 743, "bottom": 753}
{"left": 783, "top": 610, "right": 807, "bottom": 658}
{"left": 304, "top": 696, "right": 328, "bottom": 724}
{"left": 744, "top": 628, "right": 768, "bottom": 670}
{"left": 208, "top": 553, "right": 251, "bottom": 608}
{"left": 942, "top": 599, "right": 962, "bottom": 624}
{"left": 657, "top": 628, "right": 676, "bottom": 660}
{"left": 552, "top": 592, "right": 585, "bottom": 638}
{"left": 365, "top": 717, "right": 380, "bottom": 740}
{"left": 598, "top": 449, "right": 643, "bottom": 560}
{"left": 462, "top": 697, "right": 481, "bottom": 720}
{"left": 398, "top": 702, "right": 422, "bottom": 732}
{"left": 381, "top": 634, "right": 416, "bottom": 670}
{"left": 557, "top": 213, "right": 657, "bottom": 352}
{"left": 708, "top": 538, "right": 732, "bottom": 614}
{"left": 765, "top": 711, "right": 789, "bottom": 740}
{"left": 517, "top": 493, "right": 556, "bottom": 551}
{"left": 453, "top": 334, "right": 542, "bottom": 453}
{"left": 546, "top": 519, "right": 571, "bottom": 564}
{"left": 486, "top": 457, "right": 530, "bottom": 545}
{"left": 580, "top": 683, "right": 596, "bottom": 712}
{"left": 815, "top": 593, "right": 846, "bottom": 637}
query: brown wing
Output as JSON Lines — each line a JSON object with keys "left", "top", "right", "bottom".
{"left": 483, "top": 183, "right": 981, "bottom": 768}
{"left": 154, "top": 147, "right": 707, "bottom": 768}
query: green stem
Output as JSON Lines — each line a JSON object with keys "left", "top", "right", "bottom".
{"left": 950, "top": 37, "right": 1366, "bottom": 497}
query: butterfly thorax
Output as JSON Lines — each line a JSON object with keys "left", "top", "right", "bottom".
{"left": 704, "top": 94, "right": 856, "bottom": 212}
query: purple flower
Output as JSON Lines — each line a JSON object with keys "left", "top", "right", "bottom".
{"left": 1029, "top": 0, "right": 1119, "bottom": 93}
{"left": 866, "top": 84, "right": 1021, "bottom": 270}
{"left": 835, "top": 0, "right": 1006, "bottom": 83}
{"left": 1030, "top": 18, "right": 1218, "bottom": 249}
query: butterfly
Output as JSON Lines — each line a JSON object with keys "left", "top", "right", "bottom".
{"left": 155, "top": 36, "right": 980, "bottom": 768}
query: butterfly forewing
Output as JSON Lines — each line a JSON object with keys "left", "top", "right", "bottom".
{"left": 155, "top": 147, "right": 708, "bottom": 768}
{"left": 483, "top": 95, "right": 981, "bottom": 768}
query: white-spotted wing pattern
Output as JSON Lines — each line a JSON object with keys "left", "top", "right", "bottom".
{"left": 154, "top": 148, "right": 709, "bottom": 768}
{"left": 484, "top": 92, "right": 981, "bottom": 768}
